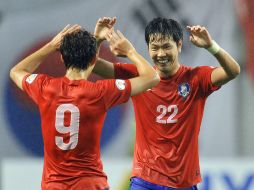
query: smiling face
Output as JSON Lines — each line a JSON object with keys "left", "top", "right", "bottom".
{"left": 145, "top": 18, "right": 183, "bottom": 77}
{"left": 148, "top": 34, "right": 182, "bottom": 77}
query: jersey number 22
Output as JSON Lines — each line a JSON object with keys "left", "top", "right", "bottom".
{"left": 156, "top": 105, "right": 178, "bottom": 124}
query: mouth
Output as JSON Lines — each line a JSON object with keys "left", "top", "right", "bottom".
{"left": 156, "top": 59, "right": 172, "bottom": 66}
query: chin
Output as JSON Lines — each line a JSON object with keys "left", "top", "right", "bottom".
{"left": 159, "top": 64, "right": 171, "bottom": 70}
{"left": 158, "top": 67, "right": 170, "bottom": 73}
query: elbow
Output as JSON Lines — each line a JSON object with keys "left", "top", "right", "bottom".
{"left": 235, "top": 64, "right": 241, "bottom": 76}
{"left": 9, "top": 68, "right": 16, "bottom": 81}
{"left": 230, "top": 64, "right": 241, "bottom": 79}
{"left": 149, "top": 72, "right": 160, "bottom": 87}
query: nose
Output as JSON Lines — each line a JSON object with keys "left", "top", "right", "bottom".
{"left": 157, "top": 49, "right": 166, "bottom": 57}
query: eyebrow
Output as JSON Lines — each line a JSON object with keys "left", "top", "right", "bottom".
{"left": 150, "top": 43, "right": 172, "bottom": 47}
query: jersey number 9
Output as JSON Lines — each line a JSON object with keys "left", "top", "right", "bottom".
{"left": 55, "top": 104, "right": 80, "bottom": 150}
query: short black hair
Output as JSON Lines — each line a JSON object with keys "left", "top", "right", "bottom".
{"left": 60, "top": 29, "right": 96, "bottom": 70}
{"left": 145, "top": 18, "right": 183, "bottom": 46}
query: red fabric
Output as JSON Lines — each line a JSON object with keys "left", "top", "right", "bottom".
{"left": 115, "top": 63, "right": 220, "bottom": 188}
{"left": 235, "top": 0, "right": 254, "bottom": 84}
{"left": 41, "top": 176, "right": 109, "bottom": 190}
{"left": 22, "top": 74, "right": 131, "bottom": 189}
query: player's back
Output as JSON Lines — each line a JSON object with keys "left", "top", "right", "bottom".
{"left": 22, "top": 74, "right": 131, "bottom": 185}
{"left": 39, "top": 76, "right": 107, "bottom": 182}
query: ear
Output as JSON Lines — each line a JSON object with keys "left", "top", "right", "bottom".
{"left": 177, "top": 40, "right": 183, "bottom": 53}
{"left": 60, "top": 55, "right": 64, "bottom": 63}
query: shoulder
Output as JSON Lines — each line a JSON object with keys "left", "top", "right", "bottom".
{"left": 23, "top": 74, "right": 51, "bottom": 85}
{"left": 180, "top": 66, "right": 215, "bottom": 78}
{"left": 95, "top": 79, "right": 128, "bottom": 90}
{"left": 192, "top": 66, "right": 215, "bottom": 73}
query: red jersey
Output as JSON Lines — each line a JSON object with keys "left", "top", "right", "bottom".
{"left": 22, "top": 74, "right": 131, "bottom": 189}
{"left": 114, "top": 63, "right": 220, "bottom": 188}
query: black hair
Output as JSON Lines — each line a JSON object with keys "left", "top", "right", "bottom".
{"left": 145, "top": 18, "right": 183, "bottom": 46}
{"left": 60, "top": 29, "right": 96, "bottom": 70}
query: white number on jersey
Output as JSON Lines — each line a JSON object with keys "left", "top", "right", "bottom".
{"left": 156, "top": 105, "right": 178, "bottom": 124}
{"left": 55, "top": 104, "right": 80, "bottom": 150}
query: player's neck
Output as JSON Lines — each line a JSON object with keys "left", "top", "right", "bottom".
{"left": 65, "top": 67, "right": 92, "bottom": 80}
{"left": 157, "top": 62, "right": 181, "bottom": 78}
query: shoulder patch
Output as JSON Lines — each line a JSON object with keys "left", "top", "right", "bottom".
{"left": 26, "top": 74, "right": 38, "bottom": 84}
{"left": 115, "top": 79, "right": 126, "bottom": 90}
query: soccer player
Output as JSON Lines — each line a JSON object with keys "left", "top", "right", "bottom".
{"left": 93, "top": 17, "right": 240, "bottom": 189}
{"left": 9, "top": 23, "right": 159, "bottom": 190}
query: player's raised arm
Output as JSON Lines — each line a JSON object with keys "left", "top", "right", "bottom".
{"left": 106, "top": 29, "right": 160, "bottom": 96}
{"left": 10, "top": 24, "right": 81, "bottom": 90}
{"left": 93, "top": 17, "right": 116, "bottom": 79}
{"left": 187, "top": 25, "right": 240, "bottom": 86}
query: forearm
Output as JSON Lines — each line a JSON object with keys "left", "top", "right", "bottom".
{"left": 207, "top": 41, "right": 241, "bottom": 86}
{"left": 128, "top": 50, "right": 159, "bottom": 96}
{"left": 10, "top": 43, "right": 55, "bottom": 90}
{"left": 11, "top": 43, "right": 55, "bottom": 74}
{"left": 93, "top": 38, "right": 116, "bottom": 78}
{"left": 96, "top": 38, "right": 103, "bottom": 54}
{"left": 127, "top": 50, "right": 156, "bottom": 78}
{"left": 93, "top": 58, "right": 115, "bottom": 78}
{"left": 213, "top": 48, "right": 240, "bottom": 78}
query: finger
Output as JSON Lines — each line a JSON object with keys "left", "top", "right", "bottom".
{"left": 109, "top": 17, "right": 117, "bottom": 26}
{"left": 116, "top": 30, "right": 125, "bottom": 39}
{"left": 106, "top": 30, "right": 117, "bottom": 43}
{"left": 66, "top": 25, "right": 81, "bottom": 34}
{"left": 106, "top": 32, "right": 116, "bottom": 44}
{"left": 62, "top": 25, "right": 76, "bottom": 35}
{"left": 186, "top": 26, "right": 196, "bottom": 33}
{"left": 111, "top": 30, "right": 120, "bottom": 41}
{"left": 189, "top": 35, "right": 196, "bottom": 43}
{"left": 103, "top": 17, "right": 110, "bottom": 24}
{"left": 196, "top": 25, "right": 202, "bottom": 31}
{"left": 60, "top": 24, "right": 71, "bottom": 34}
{"left": 194, "top": 26, "right": 199, "bottom": 30}
{"left": 98, "top": 18, "right": 103, "bottom": 23}
{"left": 201, "top": 26, "right": 208, "bottom": 33}
{"left": 110, "top": 46, "right": 119, "bottom": 55}
{"left": 105, "top": 30, "right": 113, "bottom": 41}
{"left": 186, "top": 26, "right": 191, "bottom": 31}
{"left": 199, "top": 26, "right": 205, "bottom": 32}
{"left": 105, "top": 33, "right": 111, "bottom": 41}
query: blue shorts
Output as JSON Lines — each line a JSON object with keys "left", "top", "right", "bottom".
{"left": 130, "top": 177, "right": 198, "bottom": 190}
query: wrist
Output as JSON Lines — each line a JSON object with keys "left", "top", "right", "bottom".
{"left": 46, "top": 43, "right": 58, "bottom": 52}
{"left": 96, "top": 38, "right": 104, "bottom": 47}
{"left": 206, "top": 40, "right": 220, "bottom": 55}
{"left": 126, "top": 48, "right": 137, "bottom": 58}
{"left": 94, "top": 35, "right": 104, "bottom": 42}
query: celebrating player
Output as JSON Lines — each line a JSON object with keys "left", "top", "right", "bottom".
{"left": 10, "top": 23, "right": 159, "bottom": 190}
{"left": 93, "top": 17, "right": 240, "bottom": 190}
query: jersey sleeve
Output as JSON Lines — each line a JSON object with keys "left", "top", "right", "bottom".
{"left": 114, "top": 62, "right": 139, "bottom": 79}
{"left": 22, "top": 74, "right": 48, "bottom": 104}
{"left": 97, "top": 79, "right": 131, "bottom": 110}
{"left": 196, "top": 66, "right": 221, "bottom": 96}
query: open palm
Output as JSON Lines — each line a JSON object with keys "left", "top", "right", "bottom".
{"left": 94, "top": 17, "right": 116, "bottom": 41}
{"left": 187, "top": 26, "right": 213, "bottom": 48}
{"left": 50, "top": 24, "right": 81, "bottom": 50}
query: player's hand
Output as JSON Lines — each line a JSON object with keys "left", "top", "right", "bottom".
{"left": 94, "top": 17, "right": 116, "bottom": 42}
{"left": 186, "top": 25, "right": 213, "bottom": 48}
{"left": 106, "top": 29, "right": 136, "bottom": 58}
{"left": 49, "top": 24, "right": 81, "bottom": 51}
